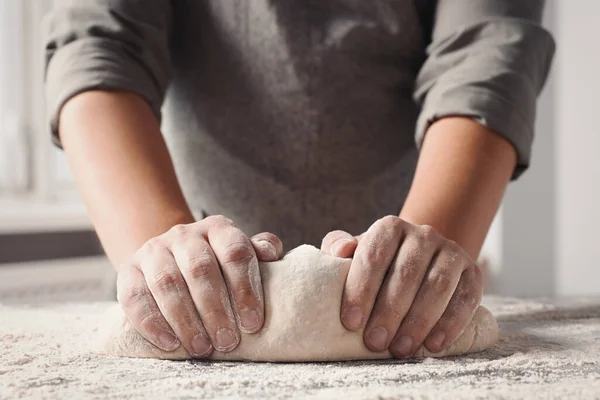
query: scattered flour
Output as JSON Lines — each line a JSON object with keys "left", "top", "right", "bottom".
{"left": 1, "top": 297, "right": 599, "bottom": 399}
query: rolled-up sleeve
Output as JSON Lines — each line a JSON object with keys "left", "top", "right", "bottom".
{"left": 43, "top": 0, "right": 172, "bottom": 147}
{"left": 413, "top": 0, "right": 555, "bottom": 178}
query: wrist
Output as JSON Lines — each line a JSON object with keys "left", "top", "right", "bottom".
{"left": 399, "top": 117, "right": 515, "bottom": 259}
{"left": 121, "top": 208, "right": 195, "bottom": 261}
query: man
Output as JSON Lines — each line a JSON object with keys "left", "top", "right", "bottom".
{"left": 44, "top": 0, "right": 554, "bottom": 359}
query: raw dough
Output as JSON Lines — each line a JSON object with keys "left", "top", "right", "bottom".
{"left": 97, "top": 245, "right": 498, "bottom": 361}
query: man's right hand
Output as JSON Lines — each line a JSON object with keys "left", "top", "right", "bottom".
{"left": 116, "top": 215, "right": 283, "bottom": 358}
{"left": 58, "top": 92, "right": 283, "bottom": 358}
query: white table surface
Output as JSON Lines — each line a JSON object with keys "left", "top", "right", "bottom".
{"left": 1, "top": 296, "right": 600, "bottom": 400}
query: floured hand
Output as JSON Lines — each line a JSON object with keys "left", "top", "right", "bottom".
{"left": 115, "top": 215, "right": 282, "bottom": 358}
{"left": 322, "top": 216, "right": 484, "bottom": 357}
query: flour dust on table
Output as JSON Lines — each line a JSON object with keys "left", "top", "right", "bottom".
{"left": 4, "top": 297, "right": 600, "bottom": 398}
{"left": 96, "top": 245, "right": 498, "bottom": 361}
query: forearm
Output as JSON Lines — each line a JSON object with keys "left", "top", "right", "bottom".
{"left": 59, "top": 90, "right": 194, "bottom": 268}
{"left": 400, "top": 117, "right": 517, "bottom": 259}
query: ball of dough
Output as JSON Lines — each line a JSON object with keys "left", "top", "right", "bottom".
{"left": 97, "top": 245, "right": 498, "bottom": 361}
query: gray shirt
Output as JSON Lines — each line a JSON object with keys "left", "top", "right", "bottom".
{"left": 44, "top": 0, "right": 555, "bottom": 249}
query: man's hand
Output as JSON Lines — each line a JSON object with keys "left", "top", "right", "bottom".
{"left": 320, "top": 117, "right": 516, "bottom": 357}
{"left": 321, "top": 216, "right": 482, "bottom": 357}
{"left": 117, "top": 216, "right": 283, "bottom": 358}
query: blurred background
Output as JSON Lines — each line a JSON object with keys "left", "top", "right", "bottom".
{"left": 0, "top": 0, "right": 597, "bottom": 304}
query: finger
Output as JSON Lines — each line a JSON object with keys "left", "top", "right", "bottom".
{"left": 363, "top": 227, "right": 437, "bottom": 352}
{"left": 250, "top": 232, "right": 284, "bottom": 262}
{"left": 390, "top": 241, "right": 468, "bottom": 358}
{"left": 205, "top": 216, "right": 265, "bottom": 334}
{"left": 321, "top": 230, "right": 359, "bottom": 258}
{"left": 169, "top": 230, "right": 240, "bottom": 354}
{"left": 117, "top": 263, "right": 180, "bottom": 352}
{"left": 140, "top": 240, "right": 214, "bottom": 357}
{"left": 340, "top": 216, "right": 404, "bottom": 331}
{"left": 424, "top": 263, "right": 483, "bottom": 353}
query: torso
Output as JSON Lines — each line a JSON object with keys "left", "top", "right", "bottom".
{"left": 162, "top": 0, "right": 431, "bottom": 248}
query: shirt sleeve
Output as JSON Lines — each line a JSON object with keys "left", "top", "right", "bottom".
{"left": 413, "top": 0, "right": 555, "bottom": 179}
{"left": 43, "top": 0, "right": 173, "bottom": 147}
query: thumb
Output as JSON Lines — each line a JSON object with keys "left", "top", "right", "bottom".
{"left": 321, "top": 230, "right": 359, "bottom": 258}
{"left": 250, "top": 232, "right": 284, "bottom": 262}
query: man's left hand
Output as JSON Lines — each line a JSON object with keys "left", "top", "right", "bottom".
{"left": 321, "top": 216, "right": 483, "bottom": 357}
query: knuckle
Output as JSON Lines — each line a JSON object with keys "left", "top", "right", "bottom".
{"left": 223, "top": 242, "right": 254, "bottom": 266}
{"left": 200, "top": 306, "right": 232, "bottom": 325}
{"left": 365, "top": 245, "right": 382, "bottom": 267}
{"left": 328, "top": 229, "right": 348, "bottom": 238}
{"left": 231, "top": 281, "right": 256, "bottom": 302}
{"left": 138, "top": 310, "right": 163, "bottom": 334}
{"left": 397, "top": 260, "right": 421, "bottom": 284}
{"left": 253, "top": 232, "right": 282, "bottom": 252}
{"left": 409, "top": 230, "right": 431, "bottom": 251}
{"left": 419, "top": 224, "right": 438, "bottom": 241}
{"left": 443, "top": 241, "right": 464, "bottom": 261}
{"left": 118, "top": 284, "right": 148, "bottom": 309}
{"left": 403, "top": 313, "right": 429, "bottom": 332}
{"left": 144, "top": 237, "right": 165, "bottom": 252}
{"left": 186, "top": 255, "right": 215, "bottom": 280}
{"left": 322, "top": 230, "right": 347, "bottom": 249}
{"left": 457, "top": 285, "right": 481, "bottom": 309}
{"left": 204, "top": 215, "right": 232, "bottom": 227}
{"left": 265, "top": 233, "right": 283, "bottom": 250}
{"left": 432, "top": 312, "right": 453, "bottom": 330}
{"left": 153, "top": 270, "right": 184, "bottom": 292}
{"left": 380, "top": 215, "right": 399, "bottom": 226}
{"left": 428, "top": 269, "right": 453, "bottom": 293}
{"left": 381, "top": 303, "right": 407, "bottom": 321}
{"left": 169, "top": 224, "right": 188, "bottom": 237}
{"left": 255, "top": 232, "right": 277, "bottom": 243}
{"left": 363, "top": 241, "right": 386, "bottom": 265}
{"left": 381, "top": 215, "right": 403, "bottom": 234}
{"left": 177, "top": 311, "right": 198, "bottom": 332}
{"left": 445, "top": 254, "right": 464, "bottom": 271}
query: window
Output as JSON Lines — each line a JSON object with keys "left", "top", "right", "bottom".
{"left": 0, "top": 0, "right": 90, "bottom": 234}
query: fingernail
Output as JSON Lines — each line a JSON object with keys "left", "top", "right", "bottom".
{"left": 331, "top": 239, "right": 352, "bottom": 257}
{"left": 191, "top": 334, "right": 212, "bottom": 357}
{"left": 342, "top": 306, "right": 363, "bottom": 330}
{"left": 215, "top": 328, "right": 238, "bottom": 351}
{"left": 367, "top": 327, "right": 389, "bottom": 350}
{"left": 158, "top": 332, "right": 180, "bottom": 351}
{"left": 240, "top": 308, "right": 260, "bottom": 331}
{"left": 392, "top": 335, "right": 413, "bottom": 357}
{"left": 428, "top": 331, "right": 446, "bottom": 350}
